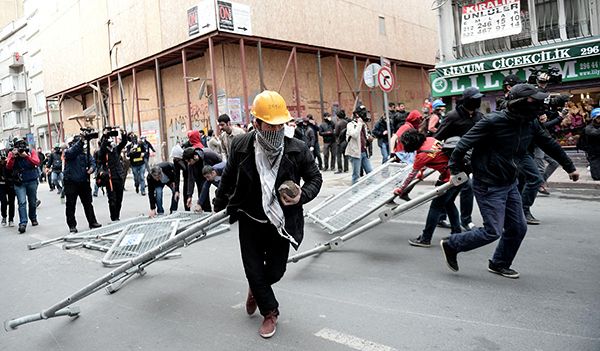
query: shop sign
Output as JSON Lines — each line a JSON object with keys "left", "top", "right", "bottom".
{"left": 430, "top": 56, "right": 600, "bottom": 97}
{"left": 217, "top": 1, "right": 252, "bottom": 35}
{"left": 437, "top": 39, "right": 600, "bottom": 78}
{"left": 187, "top": 0, "right": 217, "bottom": 37}
{"left": 461, "top": 0, "right": 521, "bottom": 44}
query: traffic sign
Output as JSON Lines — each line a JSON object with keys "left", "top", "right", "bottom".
{"left": 363, "top": 63, "right": 382, "bottom": 88}
{"left": 377, "top": 66, "right": 394, "bottom": 93}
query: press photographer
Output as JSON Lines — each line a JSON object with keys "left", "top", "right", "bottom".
{"left": 6, "top": 137, "right": 40, "bottom": 233}
{"left": 98, "top": 126, "right": 128, "bottom": 222}
{"left": 63, "top": 129, "right": 102, "bottom": 233}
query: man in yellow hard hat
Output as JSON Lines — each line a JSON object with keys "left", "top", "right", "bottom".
{"left": 213, "top": 90, "right": 322, "bottom": 338}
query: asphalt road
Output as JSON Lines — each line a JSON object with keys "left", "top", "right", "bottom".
{"left": 1, "top": 176, "right": 599, "bottom": 351}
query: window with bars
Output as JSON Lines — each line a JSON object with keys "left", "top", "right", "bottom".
{"left": 564, "top": 0, "right": 591, "bottom": 38}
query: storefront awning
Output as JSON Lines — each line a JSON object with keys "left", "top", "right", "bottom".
{"left": 431, "top": 36, "right": 600, "bottom": 97}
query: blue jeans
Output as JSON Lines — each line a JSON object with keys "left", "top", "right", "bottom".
{"left": 154, "top": 184, "right": 177, "bottom": 214}
{"left": 378, "top": 139, "right": 389, "bottom": 164}
{"left": 448, "top": 179, "right": 527, "bottom": 269}
{"left": 439, "top": 177, "right": 474, "bottom": 226}
{"left": 519, "top": 154, "right": 543, "bottom": 211}
{"left": 350, "top": 152, "right": 373, "bottom": 184}
{"left": 131, "top": 165, "right": 146, "bottom": 192}
{"left": 14, "top": 180, "right": 39, "bottom": 225}
{"left": 421, "top": 183, "right": 462, "bottom": 242}
{"left": 51, "top": 171, "right": 63, "bottom": 190}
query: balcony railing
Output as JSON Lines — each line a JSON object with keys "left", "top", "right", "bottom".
{"left": 451, "top": 0, "right": 593, "bottom": 59}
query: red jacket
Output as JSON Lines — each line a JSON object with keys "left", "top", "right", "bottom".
{"left": 187, "top": 130, "right": 204, "bottom": 149}
{"left": 394, "top": 110, "right": 423, "bottom": 153}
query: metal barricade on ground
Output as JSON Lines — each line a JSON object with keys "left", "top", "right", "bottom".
{"left": 306, "top": 162, "right": 433, "bottom": 235}
{"left": 289, "top": 173, "right": 468, "bottom": 263}
{"left": 4, "top": 211, "right": 230, "bottom": 331}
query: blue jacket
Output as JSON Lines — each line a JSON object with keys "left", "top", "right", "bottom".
{"left": 63, "top": 140, "right": 96, "bottom": 182}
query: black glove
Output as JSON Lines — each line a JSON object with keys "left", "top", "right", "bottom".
{"left": 212, "top": 197, "right": 228, "bottom": 212}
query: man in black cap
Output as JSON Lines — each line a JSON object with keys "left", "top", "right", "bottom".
{"left": 435, "top": 87, "right": 485, "bottom": 230}
{"left": 496, "top": 74, "right": 522, "bottom": 111}
{"left": 440, "top": 84, "right": 579, "bottom": 279}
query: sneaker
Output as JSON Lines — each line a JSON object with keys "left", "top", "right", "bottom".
{"left": 488, "top": 261, "right": 520, "bottom": 279}
{"left": 437, "top": 219, "right": 452, "bottom": 229}
{"left": 538, "top": 186, "right": 550, "bottom": 196}
{"left": 141, "top": 191, "right": 146, "bottom": 196}
{"left": 1, "top": 217, "right": 6, "bottom": 226}
{"left": 440, "top": 238, "right": 459, "bottom": 272}
{"left": 259, "top": 310, "right": 278, "bottom": 338}
{"left": 36, "top": 199, "right": 41, "bottom": 208}
{"left": 525, "top": 211, "right": 540, "bottom": 225}
{"left": 135, "top": 186, "right": 139, "bottom": 194}
{"left": 93, "top": 193, "right": 98, "bottom": 197}
{"left": 408, "top": 236, "right": 431, "bottom": 247}
{"left": 89, "top": 222, "right": 102, "bottom": 229}
{"left": 31, "top": 219, "right": 39, "bottom": 226}
{"left": 69, "top": 227, "right": 78, "bottom": 233}
{"left": 18, "top": 224, "right": 26, "bottom": 234}
{"left": 462, "top": 222, "right": 475, "bottom": 231}
{"left": 245, "top": 289, "right": 257, "bottom": 316}
{"left": 8, "top": 220, "right": 14, "bottom": 227}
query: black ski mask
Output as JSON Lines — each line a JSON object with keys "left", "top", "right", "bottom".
{"left": 507, "top": 98, "right": 545, "bottom": 120}
{"left": 463, "top": 98, "right": 482, "bottom": 111}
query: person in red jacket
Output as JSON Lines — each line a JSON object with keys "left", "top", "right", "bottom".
{"left": 6, "top": 138, "right": 41, "bottom": 233}
{"left": 393, "top": 129, "right": 463, "bottom": 246}
{"left": 392, "top": 110, "right": 423, "bottom": 153}
{"left": 186, "top": 130, "right": 204, "bottom": 149}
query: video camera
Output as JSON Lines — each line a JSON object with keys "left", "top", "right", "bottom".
{"left": 12, "top": 138, "right": 29, "bottom": 154}
{"left": 527, "top": 67, "right": 562, "bottom": 85}
{"left": 80, "top": 127, "right": 99, "bottom": 141}
{"left": 103, "top": 126, "right": 121, "bottom": 138}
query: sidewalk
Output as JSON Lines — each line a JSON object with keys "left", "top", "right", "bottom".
{"left": 319, "top": 148, "right": 600, "bottom": 189}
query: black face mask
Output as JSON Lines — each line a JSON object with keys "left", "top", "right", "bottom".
{"left": 463, "top": 98, "right": 481, "bottom": 111}
{"left": 508, "top": 98, "right": 544, "bottom": 120}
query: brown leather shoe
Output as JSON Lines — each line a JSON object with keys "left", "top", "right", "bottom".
{"left": 259, "top": 310, "right": 278, "bottom": 338}
{"left": 245, "top": 289, "right": 257, "bottom": 316}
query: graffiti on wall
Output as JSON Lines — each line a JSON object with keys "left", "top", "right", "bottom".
{"left": 167, "top": 101, "right": 210, "bottom": 145}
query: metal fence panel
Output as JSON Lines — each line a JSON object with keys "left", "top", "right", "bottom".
{"left": 306, "top": 162, "right": 414, "bottom": 234}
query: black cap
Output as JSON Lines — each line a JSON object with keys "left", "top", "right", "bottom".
{"left": 462, "top": 87, "right": 484, "bottom": 99}
{"left": 503, "top": 74, "right": 522, "bottom": 87}
{"left": 508, "top": 84, "right": 549, "bottom": 101}
{"left": 182, "top": 147, "right": 196, "bottom": 161}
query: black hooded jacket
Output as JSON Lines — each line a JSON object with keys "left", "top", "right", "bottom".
{"left": 449, "top": 109, "right": 575, "bottom": 186}
{"left": 434, "top": 105, "right": 483, "bottom": 141}
{"left": 213, "top": 132, "right": 322, "bottom": 249}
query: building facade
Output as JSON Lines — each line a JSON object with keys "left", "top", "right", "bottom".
{"left": 431, "top": 0, "right": 600, "bottom": 146}
{"left": 35, "top": 0, "right": 439, "bottom": 161}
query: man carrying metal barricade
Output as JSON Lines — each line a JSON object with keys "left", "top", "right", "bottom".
{"left": 213, "top": 90, "right": 322, "bottom": 339}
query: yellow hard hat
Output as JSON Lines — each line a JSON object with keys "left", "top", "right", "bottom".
{"left": 251, "top": 90, "right": 292, "bottom": 125}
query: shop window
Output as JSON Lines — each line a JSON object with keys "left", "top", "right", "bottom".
{"left": 536, "top": 0, "right": 560, "bottom": 42}
{"left": 564, "top": 0, "right": 591, "bottom": 38}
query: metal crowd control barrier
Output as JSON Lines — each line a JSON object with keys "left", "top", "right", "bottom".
{"left": 306, "top": 162, "right": 434, "bottom": 235}
{"left": 4, "top": 210, "right": 229, "bottom": 331}
{"left": 27, "top": 216, "right": 150, "bottom": 250}
{"left": 288, "top": 173, "right": 468, "bottom": 263}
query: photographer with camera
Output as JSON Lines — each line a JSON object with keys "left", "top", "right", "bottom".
{"left": 6, "top": 137, "right": 40, "bottom": 233}
{"left": 63, "top": 131, "right": 102, "bottom": 233}
{"left": 0, "top": 149, "right": 16, "bottom": 226}
{"left": 126, "top": 132, "right": 147, "bottom": 196}
{"left": 98, "top": 127, "right": 128, "bottom": 222}
{"left": 46, "top": 143, "right": 64, "bottom": 194}
{"left": 345, "top": 105, "right": 373, "bottom": 184}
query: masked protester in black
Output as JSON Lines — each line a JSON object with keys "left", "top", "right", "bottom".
{"left": 63, "top": 136, "right": 102, "bottom": 233}
{"left": 0, "top": 152, "right": 16, "bottom": 226}
{"left": 98, "top": 129, "right": 128, "bottom": 221}
{"left": 441, "top": 84, "right": 579, "bottom": 279}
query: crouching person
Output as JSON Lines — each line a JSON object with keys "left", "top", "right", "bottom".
{"left": 147, "top": 162, "right": 179, "bottom": 217}
{"left": 213, "top": 91, "right": 322, "bottom": 338}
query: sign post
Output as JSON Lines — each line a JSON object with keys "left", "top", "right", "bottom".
{"left": 377, "top": 62, "right": 395, "bottom": 157}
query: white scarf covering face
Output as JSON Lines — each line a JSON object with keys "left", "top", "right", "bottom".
{"left": 254, "top": 138, "right": 298, "bottom": 246}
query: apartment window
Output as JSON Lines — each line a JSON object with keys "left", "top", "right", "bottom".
{"left": 0, "top": 76, "right": 12, "bottom": 95}
{"left": 565, "top": 0, "right": 591, "bottom": 38}
{"left": 536, "top": 0, "right": 560, "bottom": 42}
{"left": 34, "top": 92, "right": 45, "bottom": 114}
{"left": 2, "top": 111, "right": 21, "bottom": 128}
{"left": 378, "top": 16, "right": 386, "bottom": 35}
